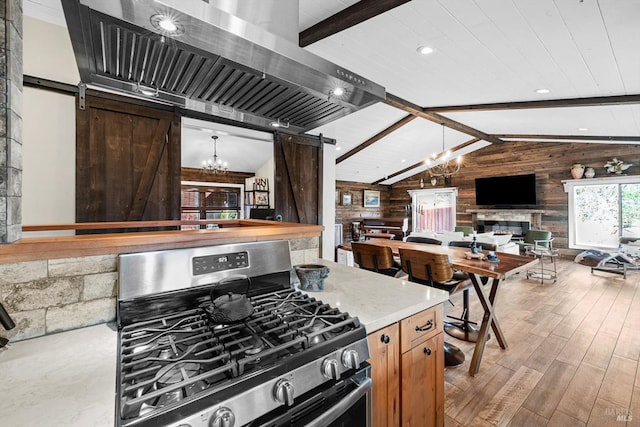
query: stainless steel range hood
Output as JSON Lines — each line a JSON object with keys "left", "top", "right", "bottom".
{"left": 61, "top": 0, "right": 386, "bottom": 133}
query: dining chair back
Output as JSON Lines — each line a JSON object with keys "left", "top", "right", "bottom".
{"left": 351, "top": 242, "right": 399, "bottom": 277}
{"left": 405, "top": 236, "right": 443, "bottom": 245}
{"left": 399, "top": 248, "right": 456, "bottom": 289}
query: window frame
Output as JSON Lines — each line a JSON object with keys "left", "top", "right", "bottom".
{"left": 180, "top": 181, "right": 245, "bottom": 226}
{"left": 563, "top": 175, "right": 640, "bottom": 249}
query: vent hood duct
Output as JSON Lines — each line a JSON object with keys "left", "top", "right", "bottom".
{"left": 61, "top": 0, "right": 386, "bottom": 133}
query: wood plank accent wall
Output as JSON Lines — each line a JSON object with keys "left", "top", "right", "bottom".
{"left": 335, "top": 181, "right": 391, "bottom": 243}
{"left": 389, "top": 141, "right": 640, "bottom": 249}
{"left": 181, "top": 167, "right": 253, "bottom": 185}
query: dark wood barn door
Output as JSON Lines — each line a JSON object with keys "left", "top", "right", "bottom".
{"left": 76, "top": 96, "right": 181, "bottom": 224}
{"left": 274, "top": 133, "right": 323, "bottom": 224}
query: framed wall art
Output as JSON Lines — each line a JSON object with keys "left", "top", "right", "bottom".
{"left": 363, "top": 190, "right": 380, "bottom": 208}
{"left": 341, "top": 192, "right": 352, "bottom": 206}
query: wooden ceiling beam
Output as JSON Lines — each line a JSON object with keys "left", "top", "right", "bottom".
{"left": 421, "top": 94, "right": 640, "bottom": 113}
{"left": 371, "top": 137, "right": 480, "bottom": 185}
{"left": 299, "top": 0, "right": 411, "bottom": 47}
{"left": 384, "top": 93, "right": 505, "bottom": 144}
{"left": 494, "top": 134, "right": 640, "bottom": 142}
{"left": 336, "top": 114, "right": 416, "bottom": 164}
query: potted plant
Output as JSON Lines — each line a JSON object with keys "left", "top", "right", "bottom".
{"left": 604, "top": 158, "right": 632, "bottom": 175}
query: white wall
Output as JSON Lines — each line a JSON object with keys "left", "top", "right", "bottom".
{"left": 22, "top": 16, "right": 78, "bottom": 232}
{"left": 321, "top": 144, "right": 336, "bottom": 260}
{"left": 22, "top": 87, "right": 76, "bottom": 228}
{"left": 24, "top": 16, "right": 80, "bottom": 85}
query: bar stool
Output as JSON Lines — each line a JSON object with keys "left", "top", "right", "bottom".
{"left": 399, "top": 247, "right": 470, "bottom": 367}
{"left": 351, "top": 242, "right": 401, "bottom": 277}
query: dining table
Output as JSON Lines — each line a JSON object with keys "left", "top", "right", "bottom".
{"left": 358, "top": 239, "right": 539, "bottom": 376}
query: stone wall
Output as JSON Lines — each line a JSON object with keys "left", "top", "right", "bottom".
{"left": 0, "top": 237, "right": 320, "bottom": 341}
{"left": 0, "top": 255, "right": 117, "bottom": 341}
{"left": 1, "top": 0, "right": 23, "bottom": 243}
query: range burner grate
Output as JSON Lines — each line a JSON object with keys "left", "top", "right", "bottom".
{"left": 118, "top": 289, "right": 361, "bottom": 423}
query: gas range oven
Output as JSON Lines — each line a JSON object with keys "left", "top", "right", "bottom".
{"left": 116, "top": 240, "right": 371, "bottom": 427}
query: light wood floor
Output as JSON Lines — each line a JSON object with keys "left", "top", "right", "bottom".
{"left": 442, "top": 258, "right": 640, "bottom": 427}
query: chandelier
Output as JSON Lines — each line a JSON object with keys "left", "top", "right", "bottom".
{"left": 425, "top": 124, "right": 462, "bottom": 185}
{"left": 202, "top": 135, "right": 228, "bottom": 174}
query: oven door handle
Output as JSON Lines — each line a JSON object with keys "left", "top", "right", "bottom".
{"left": 304, "top": 377, "right": 372, "bottom": 427}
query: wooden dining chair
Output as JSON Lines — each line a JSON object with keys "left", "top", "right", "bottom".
{"left": 351, "top": 242, "right": 401, "bottom": 277}
{"left": 399, "top": 247, "right": 471, "bottom": 367}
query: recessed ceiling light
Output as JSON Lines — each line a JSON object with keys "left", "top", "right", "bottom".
{"left": 417, "top": 46, "right": 434, "bottom": 55}
{"left": 578, "top": 127, "right": 589, "bottom": 131}
{"left": 401, "top": 159, "right": 406, "bottom": 163}
{"left": 331, "top": 87, "right": 345, "bottom": 97}
{"left": 150, "top": 14, "right": 184, "bottom": 35}
{"left": 535, "top": 88, "right": 550, "bottom": 94}
{"left": 335, "top": 146, "right": 342, "bottom": 151}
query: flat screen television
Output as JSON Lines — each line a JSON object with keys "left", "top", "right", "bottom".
{"left": 475, "top": 174, "right": 537, "bottom": 207}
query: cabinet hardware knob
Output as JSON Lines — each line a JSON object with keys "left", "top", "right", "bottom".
{"left": 415, "top": 320, "right": 433, "bottom": 332}
{"left": 424, "top": 347, "right": 432, "bottom": 355}
{"left": 380, "top": 334, "right": 390, "bottom": 344}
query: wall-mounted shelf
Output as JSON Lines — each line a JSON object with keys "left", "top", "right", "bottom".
{"left": 245, "top": 177, "right": 270, "bottom": 216}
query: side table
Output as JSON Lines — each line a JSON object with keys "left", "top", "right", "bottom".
{"left": 526, "top": 247, "right": 559, "bottom": 284}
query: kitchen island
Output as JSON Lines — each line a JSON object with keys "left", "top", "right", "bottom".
{"left": 0, "top": 260, "right": 448, "bottom": 427}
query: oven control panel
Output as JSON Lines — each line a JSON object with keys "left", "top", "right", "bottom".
{"left": 192, "top": 252, "right": 248, "bottom": 275}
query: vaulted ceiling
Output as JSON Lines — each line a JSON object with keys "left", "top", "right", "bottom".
{"left": 24, "top": 0, "right": 640, "bottom": 185}
{"left": 301, "top": 0, "right": 640, "bottom": 185}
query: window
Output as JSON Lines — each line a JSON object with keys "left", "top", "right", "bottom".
{"left": 408, "top": 188, "right": 457, "bottom": 233}
{"left": 564, "top": 176, "right": 640, "bottom": 249}
{"left": 180, "top": 182, "right": 243, "bottom": 229}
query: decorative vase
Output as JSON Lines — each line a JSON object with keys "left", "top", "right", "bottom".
{"left": 584, "top": 167, "right": 595, "bottom": 178}
{"left": 571, "top": 164, "right": 585, "bottom": 179}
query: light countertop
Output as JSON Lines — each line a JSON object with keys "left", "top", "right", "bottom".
{"left": 0, "top": 261, "right": 447, "bottom": 426}
{"left": 309, "top": 260, "right": 449, "bottom": 333}
{"left": 0, "top": 323, "right": 117, "bottom": 427}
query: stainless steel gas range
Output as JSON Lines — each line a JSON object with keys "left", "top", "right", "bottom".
{"left": 116, "top": 240, "right": 371, "bottom": 427}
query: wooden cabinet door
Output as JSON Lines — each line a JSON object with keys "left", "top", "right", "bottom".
{"left": 401, "top": 332, "right": 444, "bottom": 427}
{"left": 274, "top": 133, "right": 321, "bottom": 224}
{"left": 76, "top": 96, "right": 181, "bottom": 224}
{"left": 367, "top": 323, "right": 400, "bottom": 427}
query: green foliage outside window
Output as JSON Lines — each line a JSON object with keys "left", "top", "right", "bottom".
{"left": 574, "top": 183, "right": 640, "bottom": 240}
{"left": 621, "top": 184, "right": 640, "bottom": 233}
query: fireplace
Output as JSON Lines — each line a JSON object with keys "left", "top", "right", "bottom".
{"left": 467, "top": 209, "right": 544, "bottom": 238}
{"left": 477, "top": 220, "right": 530, "bottom": 237}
